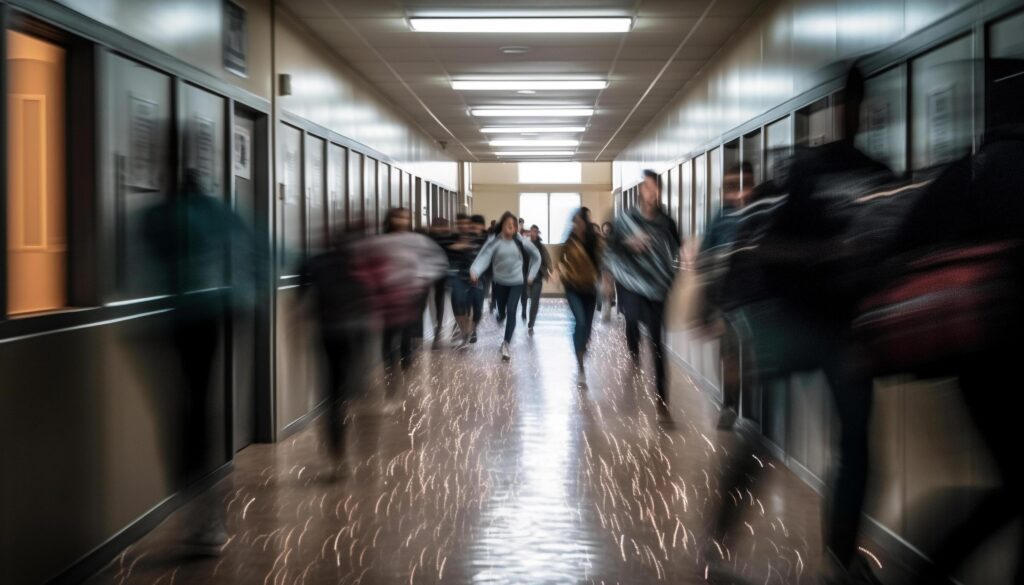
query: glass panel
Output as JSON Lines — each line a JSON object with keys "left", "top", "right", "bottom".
{"left": 518, "top": 161, "right": 582, "bottom": 183}
{"left": 742, "top": 130, "right": 763, "bottom": 187}
{"left": 668, "top": 166, "right": 680, "bottom": 226}
{"left": 795, "top": 97, "right": 832, "bottom": 148}
{"left": 694, "top": 154, "right": 707, "bottom": 236}
{"left": 857, "top": 66, "right": 907, "bottom": 174}
{"left": 765, "top": 116, "right": 792, "bottom": 181}
{"left": 364, "top": 157, "right": 377, "bottom": 232}
{"left": 379, "top": 162, "right": 391, "bottom": 212}
{"left": 279, "top": 124, "right": 303, "bottom": 276}
{"left": 708, "top": 147, "right": 722, "bottom": 220}
{"left": 348, "top": 150, "right": 362, "bottom": 228}
{"left": 681, "top": 159, "right": 693, "bottom": 239}
{"left": 328, "top": 144, "right": 345, "bottom": 231}
{"left": 989, "top": 10, "right": 1024, "bottom": 128}
{"left": 548, "top": 193, "right": 581, "bottom": 244}
{"left": 7, "top": 31, "right": 66, "bottom": 314}
{"left": 306, "top": 135, "right": 326, "bottom": 254}
{"left": 911, "top": 36, "right": 974, "bottom": 171}
{"left": 518, "top": 193, "right": 547, "bottom": 238}
{"left": 391, "top": 166, "right": 401, "bottom": 209}
{"left": 659, "top": 172, "right": 669, "bottom": 210}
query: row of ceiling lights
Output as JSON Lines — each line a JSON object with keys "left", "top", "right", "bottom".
{"left": 410, "top": 17, "right": 633, "bottom": 157}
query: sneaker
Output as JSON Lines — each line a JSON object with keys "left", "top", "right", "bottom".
{"left": 500, "top": 342, "right": 510, "bottom": 361}
{"left": 457, "top": 336, "right": 470, "bottom": 350}
{"left": 470, "top": 332, "right": 478, "bottom": 343}
{"left": 656, "top": 401, "right": 671, "bottom": 423}
{"left": 717, "top": 407, "right": 738, "bottom": 430}
{"left": 528, "top": 326, "right": 534, "bottom": 335}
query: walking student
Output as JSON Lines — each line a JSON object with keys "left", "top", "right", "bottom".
{"left": 470, "top": 211, "right": 541, "bottom": 361}
{"left": 521, "top": 224, "right": 552, "bottom": 333}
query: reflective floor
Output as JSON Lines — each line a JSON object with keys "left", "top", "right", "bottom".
{"left": 88, "top": 300, "right": 891, "bottom": 585}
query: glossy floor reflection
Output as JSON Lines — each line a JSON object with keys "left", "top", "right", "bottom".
{"left": 88, "top": 299, "right": 885, "bottom": 585}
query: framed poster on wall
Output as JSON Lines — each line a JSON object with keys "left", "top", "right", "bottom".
{"left": 128, "top": 95, "right": 159, "bottom": 190}
{"left": 233, "top": 124, "right": 251, "bottom": 180}
{"left": 224, "top": 0, "right": 247, "bottom": 77}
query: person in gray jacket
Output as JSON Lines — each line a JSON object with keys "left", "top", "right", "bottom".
{"left": 470, "top": 211, "right": 541, "bottom": 361}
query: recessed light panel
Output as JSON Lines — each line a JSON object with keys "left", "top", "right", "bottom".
{"left": 410, "top": 18, "right": 631, "bottom": 34}
{"left": 490, "top": 139, "right": 579, "bottom": 147}
{"left": 472, "top": 108, "right": 594, "bottom": 117}
{"left": 481, "top": 126, "right": 586, "bottom": 134}
{"left": 494, "top": 151, "right": 575, "bottom": 156}
{"left": 452, "top": 79, "right": 607, "bottom": 91}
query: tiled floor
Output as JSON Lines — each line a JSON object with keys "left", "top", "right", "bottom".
{"left": 87, "top": 299, "right": 885, "bottom": 585}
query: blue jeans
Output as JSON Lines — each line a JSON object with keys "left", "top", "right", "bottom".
{"left": 565, "top": 287, "right": 597, "bottom": 356}
{"left": 493, "top": 283, "right": 523, "bottom": 342}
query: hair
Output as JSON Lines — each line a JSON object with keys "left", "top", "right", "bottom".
{"left": 471, "top": 214, "right": 486, "bottom": 225}
{"left": 456, "top": 213, "right": 469, "bottom": 221}
{"left": 642, "top": 169, "right": 661, "bottom": 191}
{"left": 497, "top": 211, "right": 518, "bottom": 236}
{"left": 571, "top": 208, "right": 599, "bottom": 262}
{"left": 843, "top": 64, "right": 866, "bottom": 140}
{"left": 530, "top": 224, "right": 540, "bottom": 231}
{"left": 601, "top": 221, "right": 614, "bottom": 233}
{"left": 383, "top": 207, "right": 410, "bottom": 233}
{"left": 431, "top": 216, "right": 449, "bottom": 228}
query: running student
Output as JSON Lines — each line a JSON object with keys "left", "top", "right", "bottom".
{"left": 521, "top": 224, "right": 552, "bottom": 334}
{"left": 470, "top": 211, "right": 541, "bottom": 361}
{"left": 559, "top": 208, "right": 602, "bottom": 387}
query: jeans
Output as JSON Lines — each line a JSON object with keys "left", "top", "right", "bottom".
{"left": 493, "top": 283, "right": 524, "bottom": 342}
{"left": 565, "top": 287, "right": 597, "bottom": 356}
{"left": 522, "top": 279, "right": 543, "bottom": 326}
{"left": 618, "top": 285, "right": 668, "bottom": 404}
{"left": 469, "top": 284, "right": 485, "bottom": 325}
{"left": 432, "top": 278, "right": 447, "bottom": 334}
{"left": 322, "top": 331, "right": 358, "bottom": 458}
{"left": 449, "top": 276, "right": 471, "bottom": 316}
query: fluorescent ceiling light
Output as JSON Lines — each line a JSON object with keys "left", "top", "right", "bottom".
{"left": 472, "top": 108, "right": 594, "bottom": 117}
{"left": 453, "top": 79, "right": 607, "bottom": 91}
{"left": 490, "top": 139, "right": 579, "bottom": 147}
{"left": 409, "top": 18, "right": 632, "bottom": 34}
{"left": 495, "top": 151, "right": 575, "bottom": 157}
{"left": 481, "top": 126, "right": 586, "bottom": 134}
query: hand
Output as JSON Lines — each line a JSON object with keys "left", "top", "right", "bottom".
{"left": 527, "top": 278, "right": 534, "bottom": 287}
{"left": 470, "top": 271, "right": 478, "bottom": 284}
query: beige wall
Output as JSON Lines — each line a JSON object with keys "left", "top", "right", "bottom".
{"left": 472, "top": 162, "right": 613, "bottom": 295}
{"left": 274, "top": 9, "right": 457, "bottom": 189}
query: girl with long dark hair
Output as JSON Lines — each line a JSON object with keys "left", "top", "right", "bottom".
{"left": 559, "top": 208, "right": 602, "bottom": 385}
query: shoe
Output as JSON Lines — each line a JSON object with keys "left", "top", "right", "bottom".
{"left": 470, "top": 332, "right": 478, "bottom": 343}
{"left": 521, "top": 313, "right": 527, "bottom": 321}
{"left": 717, "top": 407, "right": 738, "bottom": 430}
{"left": 500, "top": 342, "right": 510, "bottom": 361}
{"left": 457, "top": 336, "right": 470, "bottom": 350}
{"left": 656, "top": 401, "right": 671, "bottom": 423}
{"left": 432, "top": 338, "right": 442, "bottom": 350}
{"left": 528, "top": 326, "right": 534, "bottom": 335}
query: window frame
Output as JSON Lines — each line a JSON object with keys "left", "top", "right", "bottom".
{"left": 517, "top": 191, "right": 582, "bottom": 245}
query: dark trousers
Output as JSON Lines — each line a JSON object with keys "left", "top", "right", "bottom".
{"left": 469, "top": 284, "right": 485, "bottom": 325}
{"left": 522, "top": 279, "right": 543, "bottom": 326}
{"left": 493, "top": 283, "right": 524, "bottom": 342}
{"left": 174, "top": 306, "right": 219, "bottom": 490}
{"left": 432, "top": 278, "right": 446, "bottom": 334}
{"left": 565, "top": 287, "right": 597, "bottom": 356}
{"left": 619, "top": 285, "right": 669, "bottom": 404}
{"left": 382, "top": 322, "right": 414, "bottom": 375}
{"left": 322, "top": 331, "right": 357, "bottom": 459}
{"left": 719, "top": 312, "right": 754, "bottom": 412}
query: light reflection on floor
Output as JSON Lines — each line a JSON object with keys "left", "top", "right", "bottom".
{"left": 86, "top": 299, "right": 851, "bottom": 585}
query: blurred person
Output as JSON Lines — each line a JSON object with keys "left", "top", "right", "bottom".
{"left": 143, "top": 169, "right": 258, "bottom": 552}
{"left": 427, "top": 217, "right": 454, "bottom": 349}
{"left": 300, "top": 220, "right": 372, "bottom": 476}
{"left": 377, "top": 208, "right": 448, "bottom": 388}
{"left": 470, "top": 212, "right": 542, "bottom": 361}
{"left": 698, "top": 161, "right": 756, "bottom": 430}
{"left": 521, "top": 224, "right": 552, "bottom": 333}
{"left": 599, "top": 221, "right": 617, "bottom": 321}
{"left": 559, "top": 208, "right": 603, "bottom": 387}
{"left": 607, "top": 169, "right": 680, "bottom": 420}
{"left": 467, "top": 215, "right": 489, "bottom": 342}
{"left": 446, "top": 213, "right": 485, "bottom": 347}
{"left": 730, "top": 64, "right": 894, "bottom": 585}
{"left": 518, "top": 217, "right": 527, "bottom": 236}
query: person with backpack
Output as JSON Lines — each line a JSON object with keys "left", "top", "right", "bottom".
{"left": 470, "top": 211, "right": 542, "bottom": 361}
{"left": 521, "top": 224, "right": 552, "bottom": 334}
{"left": 559, "top": 208, "right": 603, "bottom": 386}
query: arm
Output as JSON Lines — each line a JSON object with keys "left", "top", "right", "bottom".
{"left": 540, "top": 244, "right": 553, "bottom": 278}
{"left": 523, "top": 237, "right": 542, "bottom": 282}
{"left": 470, "top": 238, "right": 497, "bottom": 281}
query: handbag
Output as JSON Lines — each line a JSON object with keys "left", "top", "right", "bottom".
{"left": 852, "top": 240, "right": 1023, "bottom": 376}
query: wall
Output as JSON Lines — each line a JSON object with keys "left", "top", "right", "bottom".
{"left": 613, "top": 0, "right": 1022, "bottom": 189}
{"left": 472, "top": 162, "right": 613, "bottom": 296}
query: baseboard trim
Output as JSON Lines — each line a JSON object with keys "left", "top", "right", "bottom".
{"left": 279, "top": 397, "right": 331, "bottom": 440}
{"left": 48, "top": 460, "right": 234, "bottom": 585}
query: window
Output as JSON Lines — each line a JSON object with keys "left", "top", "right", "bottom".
{"left": 7, "top": 31, "right": 67, "bottom": 315}
{"left": 518, "top": 161, "right": 582, "bottom": 184}
{"left": 911, "top": 36, "right": 974, "bottom": 171}
{"left": 518, "top": 192, "right": 581, "bottom": 244}
{"left": 857, "top": 66, "right": 907, "bottom": 174}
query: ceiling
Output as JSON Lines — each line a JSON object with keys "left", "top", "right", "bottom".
{"left": 279, "top": 0, "right": 765, "bottom": 162}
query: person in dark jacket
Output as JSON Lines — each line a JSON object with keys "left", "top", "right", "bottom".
{"left": 521, "top": 224, "right": 552, "bottom": 333}
{"left": 608, "top": 169, "right": 680, "bottom": 420}
{"left": 559, "top": 208, "right": 603, "bottom": 386}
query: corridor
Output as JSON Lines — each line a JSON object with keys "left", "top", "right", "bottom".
{"left": 88, "top": 301, "right": 857, "bottom": 585}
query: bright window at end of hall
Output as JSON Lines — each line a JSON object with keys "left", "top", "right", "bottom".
{"left": 7, "top": 30, "right": 67, "bottom": 315}
{"left": 518, "top": 192, "right": 581, "bottom": 245}
{"left": 518, "top": 193, "right": 548, "bottom": 238}
{"left": 518, "top": 162, "right": 582, "bottom": 184}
